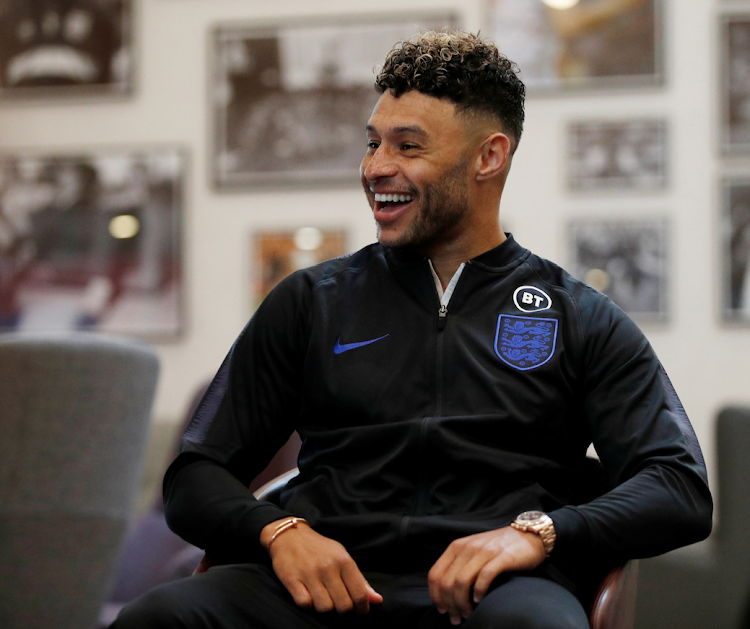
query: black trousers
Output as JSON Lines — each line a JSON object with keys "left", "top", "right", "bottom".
{"left": 112, "top": 563, "right": 589, "bottom": 629}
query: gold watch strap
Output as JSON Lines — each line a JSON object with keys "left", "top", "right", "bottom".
{"left": 511, "top": 513, "right": 556, "bottom": 557}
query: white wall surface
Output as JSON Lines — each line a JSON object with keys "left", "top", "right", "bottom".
{"left": 0, "top": 0, "right": 746, "bottom": 493}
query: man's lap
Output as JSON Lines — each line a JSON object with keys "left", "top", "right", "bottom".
{"left": 111, "top": 563, "right": 589, "bottom": 629}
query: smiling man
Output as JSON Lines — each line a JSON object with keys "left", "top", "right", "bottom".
{"left": 113, "top": 31, "right": 711, "bottom": 629}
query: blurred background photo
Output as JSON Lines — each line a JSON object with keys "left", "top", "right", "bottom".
{"left": 0, "top": 149, "right": 183, "bottom": 336}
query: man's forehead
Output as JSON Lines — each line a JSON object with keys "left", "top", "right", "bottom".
{"left": 366, "top": 90, "right": 459, "bottom": 135}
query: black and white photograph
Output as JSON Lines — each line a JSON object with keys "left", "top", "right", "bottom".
{"left": 723, "top": 179, "right": 750, "bottom": 323}
{"left": 212, "top": 13, "right": 455, "bottom": 189}
{"left": 568, "top": 218, "right": 668, "bottom": 320}
{"left": 567, "top": 119, "right": 667, "bottom": 191}
{"left": 0, "top": 148, "right": 184, "bottom": 337}
{"left": 487, "top": 0, "right": 662, "bottom": 91}
{"left": 722, "top": 15, "right": 750, "bottom": 153}
{"left": 0, "top": 0, "right": 133, "bottom": 97}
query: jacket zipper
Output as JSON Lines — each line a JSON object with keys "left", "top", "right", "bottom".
{"left": 437, "top": 304, "right": 448, "bottom": 331}
{"left": 415, "top": 262, "right": 465, "bottom": 518}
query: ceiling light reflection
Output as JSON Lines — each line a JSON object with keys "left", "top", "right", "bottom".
{"left": 541, "top": 0, "right": 580, "bottom": 9}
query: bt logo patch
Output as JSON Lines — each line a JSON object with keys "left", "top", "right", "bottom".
{"left": 513, "top": 286, "right": 552, "bottom": 313}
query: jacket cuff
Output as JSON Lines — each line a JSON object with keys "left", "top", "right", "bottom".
{"left": 548, "top": 505, "right": 591, "bottom": 556}
{"left": 238, "top": 501, "right": 296, "bottom": 550}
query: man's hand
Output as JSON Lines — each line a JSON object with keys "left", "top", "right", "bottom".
{"left": 260, "top": 519, "right": 383, "bottom": 615}
{"left": 428, "top": 526, "right": 546, "bottom": 625}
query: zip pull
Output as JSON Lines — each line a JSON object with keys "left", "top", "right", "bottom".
{"left": 437, "top": 304, "right": 448, "bottom": 331}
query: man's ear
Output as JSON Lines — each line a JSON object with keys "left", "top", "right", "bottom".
{"left": 475, "top": 133, "right": 511, "bottom": 182}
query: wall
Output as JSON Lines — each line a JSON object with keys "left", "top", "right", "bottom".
{"left": 0, "top": 0, "right": 745, "bottom": 492}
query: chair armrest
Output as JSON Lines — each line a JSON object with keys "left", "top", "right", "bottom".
{"left": 589, "top": 560, "right": 639, "bottom": 629}
{"left": 253, "top": 468, "right": 299, "bottom": 502}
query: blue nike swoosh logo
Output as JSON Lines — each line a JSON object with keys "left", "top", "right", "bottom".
{"left": 334, "top": 334, "right": 389, "bottom": 354}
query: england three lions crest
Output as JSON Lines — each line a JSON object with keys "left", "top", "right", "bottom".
{"left": 495, "top": 315, "right": 558, "bottom": 371}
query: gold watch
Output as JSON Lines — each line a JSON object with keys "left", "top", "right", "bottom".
{"left": 510, "top": 510, "right": 556, "bottom": 557}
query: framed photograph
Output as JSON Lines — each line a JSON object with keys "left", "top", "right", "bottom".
{"left": 568, "top": 218, "right": 668, "bottom": 320}
{"left": 487, "top": 0, "right": 663, "bottom": 91}
{"left": 0, "top": 0, "right": 133, "bottom": 98}
{"left": 253, "top": 229, "right": 347, "bottom": 308}
{"left": 567, "top": 119, "right": 667, "bottom": 191}
{"left": 721, "top": 15, "right": 750, "bottom": 153}
{"left": 722, "top": 179, "right": 750, "bottom": 323}
{"left": 212, "top": 13, "right": 456, "bottom": 189}
{"left": 0, "top": 147, "right": 184, "bottom": 338}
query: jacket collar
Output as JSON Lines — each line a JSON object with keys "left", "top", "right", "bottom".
{"left": 385, "top": 233, "right": 528, "bottom": 270}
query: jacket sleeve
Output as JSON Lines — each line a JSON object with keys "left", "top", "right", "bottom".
{"left": 162, "top": 272, "right": 312, "bottom": 562}
{"left": 548, "top": 292, "right": 713, "bottom": 567}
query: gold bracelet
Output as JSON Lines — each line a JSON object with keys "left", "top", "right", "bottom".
{"left": 266, "top": 517, "right": 308, "bottom": 551}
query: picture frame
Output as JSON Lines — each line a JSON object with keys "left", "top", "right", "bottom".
{"left": 0, "top": 0, "right": 134, "bottom": 98}
{"left": 721, "top": 14, "right": 750, "bottom": 154}
{"left": 487, "top": 0, "right": 663, "bottom": 92}
{"left": 211, "top": 12, "right": 456, "bottom": 189}
{"left": 722, "top": 178, "right": 750, "bottom": 323}
{"left": 252, "top": 228, "right": 348, "bottom": 309}
{"left": 0, "top": 147, "right": 185, "bottom": 338}
{"left": 567, "top": 119, "right": 668, "bottom": 192}
{"left": 568, "top": 217, "right": 668, "bottom": 321}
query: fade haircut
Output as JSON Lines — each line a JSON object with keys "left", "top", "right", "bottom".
{"left": 375, "top": 30, "right": 525, "bottom": 152}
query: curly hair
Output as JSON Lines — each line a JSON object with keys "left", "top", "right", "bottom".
{"left": 376, "top": 30, "right": 525, "bottom": 151}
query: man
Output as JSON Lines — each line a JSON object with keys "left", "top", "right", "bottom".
{"left": 114, "top": 30, "right": 712, "bottom": 629}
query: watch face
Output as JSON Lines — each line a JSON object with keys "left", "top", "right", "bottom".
{"left": 517, "top": 510, "right": 545, "bottom": 524}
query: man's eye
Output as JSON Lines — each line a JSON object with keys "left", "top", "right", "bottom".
{"left": 367, "top": 141, "right": 380, "bottom": 150}
{"left": 401, "top": 144, "right": 418, "bottom": 151}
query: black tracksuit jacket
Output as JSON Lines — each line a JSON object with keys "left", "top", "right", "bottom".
{"left": 164, "top": 235, "right": 712, "bottom": 594}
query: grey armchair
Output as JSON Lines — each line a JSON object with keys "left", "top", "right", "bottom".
{"left": 635, "top": 407, "right": 750, "bottom": 629}
{"left": 0, "top": 332, "right": 159, "bottom": 629}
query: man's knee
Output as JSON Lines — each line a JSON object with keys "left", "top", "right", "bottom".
{"left": 465, "top": 605, "right": 588, "bottom": 629}
{"left": 110, "top": 564, "right": 292, "bottom": 629}
{"left": 111, "top": 582, "right": 196, "bottom": 629}
{"left": 463, "top": 575, "right": 589, "bottom": 629}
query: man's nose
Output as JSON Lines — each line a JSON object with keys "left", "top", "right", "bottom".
{"left": 363, "top": 147, "right": 398, "bottom": 182}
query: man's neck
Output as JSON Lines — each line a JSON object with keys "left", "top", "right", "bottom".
{"left": 425, "top": 227, "right": 506, "bottom": 289}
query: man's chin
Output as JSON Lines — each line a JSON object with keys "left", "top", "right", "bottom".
{"left": 376, "top": 227, "right": 427, "bottom": 252}
{"left": 377, "top": 227, "right": 409, "bottom": 249}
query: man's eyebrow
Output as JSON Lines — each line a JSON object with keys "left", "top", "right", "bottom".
{"left": 392, "top": 125, "right": 428, "bottom": 137}
{"left": 365, "top": 124, "right": 428, "bottom": 137}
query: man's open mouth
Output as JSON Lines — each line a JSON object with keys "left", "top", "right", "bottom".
{"left": 374, "top": 192, "right": 414, "bottom": 211}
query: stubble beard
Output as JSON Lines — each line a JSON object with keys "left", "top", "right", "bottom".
{"left": 377, "top": 158, "right": 471, "bottom": 251}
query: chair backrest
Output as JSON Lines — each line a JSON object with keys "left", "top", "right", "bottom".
{"left": 716, "top": 407, "right": 750, "bottom": 551}
{"left": 0, "top": 332, "right": 159, "bottom": 629}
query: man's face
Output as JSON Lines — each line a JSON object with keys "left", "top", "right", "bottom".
{"left": 360, "top": 90, "right": 475, "bottom": 251}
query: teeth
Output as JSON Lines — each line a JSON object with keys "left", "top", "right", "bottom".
{"left": 374, "top": 193, "right": 413, "bottom": 203}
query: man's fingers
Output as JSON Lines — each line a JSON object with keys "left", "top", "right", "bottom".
{"left": 429, "top": 542, "right": 469, "bottom": 618}
{"left": 285, "top": 580, "right": 313, "bottom": 609}
{"left": 319, "top": 571, "right": 356, "bottom": 614}
{"left": 338, "top": 563, "right": 383, "bottom": 614}
{"left": 367, "top": 584, "right": 384, "bottom": 605}
{"left": 447, "top": 552, "right": 493, "bottom": 618}
{"left": 305, "top": 578, "right": 337, "bottom": 614}
{"left": 471, "top": 555, "right": 507, "bottom": 604}
{"left": 435, "top": 548, "right": 493, "bottom": 623}
{"left": 428, "top": 553, "right": 454, "bottom": 613}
